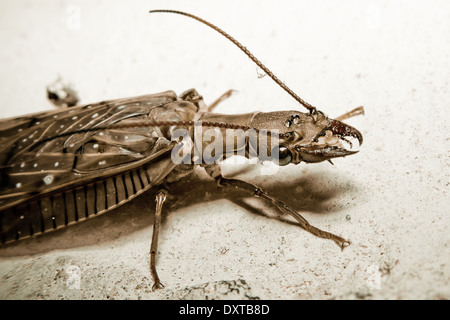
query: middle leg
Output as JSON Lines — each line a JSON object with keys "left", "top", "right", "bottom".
{"left": 150, "top": 189, "right": 168, "bottom": 290}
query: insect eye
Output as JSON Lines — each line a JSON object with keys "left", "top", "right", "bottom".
{"left": 271, "top": 145, "right": 292, "bottom": 166}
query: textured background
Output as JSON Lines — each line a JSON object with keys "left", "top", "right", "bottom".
{"left": 0, "top": 0, "right": 449, "bottom": 299}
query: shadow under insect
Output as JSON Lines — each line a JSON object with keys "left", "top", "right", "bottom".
{"left": 0, "top": 165, "right": 359, "bottom": 257}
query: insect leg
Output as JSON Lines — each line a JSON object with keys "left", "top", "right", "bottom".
{"left": 46, "top": 78, "right": 79, "bottom": 108}
{"left": 334, "top": 106, "right": 365, "bottom": 121}
{"left": 207, "top": 89, "right": 237, "bottom": 112}
{"left": 205, "top": 165, "right": 350, "bottom": 250}
{"left": 150, "top": 188, "right": 168, "bottom": 290}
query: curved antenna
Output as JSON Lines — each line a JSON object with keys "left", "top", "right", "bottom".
{"left": 149, "top": 9, "right": 317, "bottom": 112}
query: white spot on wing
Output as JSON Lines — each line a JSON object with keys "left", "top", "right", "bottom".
{"left": 43, "top": 174, "right": 54, "bottom": 185}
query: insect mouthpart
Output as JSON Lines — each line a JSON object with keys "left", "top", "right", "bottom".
{"left": 319, "top": 118, "right": 362, "bottom": 148}
{"left": 295, "top": 119, "right": 363, "bottom": 163}
{"left": 339, "top": 135, "right": 361, "bottom": 152}
{"left": 328, "top": 119, "right": 363, "bottom": 149}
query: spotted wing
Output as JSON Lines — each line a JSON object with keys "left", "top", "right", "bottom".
{"left": 0, "top": 91, "right": 179, "bottom": 210}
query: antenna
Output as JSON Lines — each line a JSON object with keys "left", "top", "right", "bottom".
{"left": 149, "top": 9, "right": 317, "bottom": 112}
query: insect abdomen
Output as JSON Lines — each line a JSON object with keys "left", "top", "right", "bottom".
{"left": 0, "top": 166, "right": 154, "bottom": 244}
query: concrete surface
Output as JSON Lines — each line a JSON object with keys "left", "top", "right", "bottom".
{"left": 0, "top": 0, "right": 449, "bottom": 300}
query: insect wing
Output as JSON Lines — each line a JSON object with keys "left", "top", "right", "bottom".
{"left": 0, "top": 91, "right": 178, "bottom": 211}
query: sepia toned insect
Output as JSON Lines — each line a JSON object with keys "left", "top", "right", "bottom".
{"left": 0, "top": 10, "right": 364, "bottom": 289}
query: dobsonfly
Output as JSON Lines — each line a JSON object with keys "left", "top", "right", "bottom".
{"left": 0, "top": 10, "right": 364, "bottom": 289}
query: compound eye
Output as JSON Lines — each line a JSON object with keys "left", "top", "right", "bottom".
{"left": 271, "top": 145, "right": 292, "bottom": 166}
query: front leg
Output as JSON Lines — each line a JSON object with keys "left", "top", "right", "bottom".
{"left": 334, "top": 106, "right": 364, "bottom": 121}
{"left": 204, "top": 164, "right": 350, "bottom": 250}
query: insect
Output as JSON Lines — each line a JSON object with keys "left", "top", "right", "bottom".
{"left": 0, "top": 10, "right": 364, "bottom": 289}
